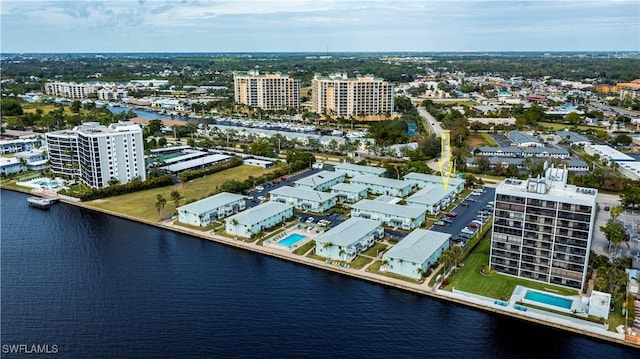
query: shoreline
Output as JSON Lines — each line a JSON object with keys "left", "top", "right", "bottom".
{"left": 3, "top": 186, "right": 639, "bottom": 349}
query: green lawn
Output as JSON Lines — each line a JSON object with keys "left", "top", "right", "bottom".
{"left": 538, "top": 121, "right": 599, "bottom": 132}
{"left": 349, "top": 256, "right": 373, "bottom": 269}
{"left": 444, "top": 238, "right": 578, "bottom": 300}
{"left": 367, "top": 260, "right": 424, "bottom": 284}
{"left": 361, "top": 242, "right": 388, "bottom": 257}
{"left": 173, "top": 221, "right": 220, "bottom": 232}
{"left": 294, "top": 240, "right": 315, "bottom": 255}
{"left": 468, "top": 133, "right": 499, "bottom": 148}
{"left": 86, "top": 165, "right": 275, "bottom": 222}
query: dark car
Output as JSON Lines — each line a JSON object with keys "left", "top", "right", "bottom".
{"left": 604, "top": 206, "right": 611, "bottom": 211}
{"left": 441, "top": 218, "right": 453, "bottom": 224}
{"left": 461, "top": 202, "right": 470, "bottom": 207}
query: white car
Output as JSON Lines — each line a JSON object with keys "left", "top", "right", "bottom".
{"left": 257, "top": 196, "right": 266, "bottom": 202}
{"left": 462, "top": 227, "right": 476, "bottom": 235}
{"left": 470, "top": 191, "right": 482, "bottom": 196}
{"left": 255, "top": 186, "right": 264, "bottom": 191}
{"left": 306, "top": 217, "right": 315, "bottom": 223}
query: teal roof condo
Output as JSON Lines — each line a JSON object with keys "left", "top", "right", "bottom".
{"left": 225, "top": 201, "right": 293, "bottom": 238}
{"left": 383, "top": 229, "right": 451, "bottom": 279}
{"left": 177, "top": 192, "right": 246, "bottom": 226}
{"left": 351, "top": 199, "right": 426, "bottom": 230}
{"left": 334, "top": 163, "right": 386, "bottom": 177}
{"left": 269, "top": 186, "right": 338, "bottom": 212}
{"left": 314, "top": 218, "right": 384, "bottom": 262}
{"left": 293, "top": 170, "right": 345, "bottom": 191}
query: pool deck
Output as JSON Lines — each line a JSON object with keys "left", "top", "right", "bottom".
{"left": 510, "top": 285, "right": 584, "bottom": 314}
{"left": 263, "top": 226, "right": 323, "bottom": 252}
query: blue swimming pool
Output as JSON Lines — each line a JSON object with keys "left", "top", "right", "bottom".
{"left": 524, "top": 290, "right": 573, "bottom": 309}
{"left": 33, "top": 180, "right": 59, "bottom": 187}
{"left": 277, "top": 234, "right": 306, "bottom": 248}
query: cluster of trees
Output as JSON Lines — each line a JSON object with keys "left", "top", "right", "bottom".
{"left": 176, "top": 157, "right": 243, "bottom": 182}
{"left": 589, "top": 251, "right": 632, "bottom": 302}
{"left": 74, "top": 175, "right": 174, "bottom": 201}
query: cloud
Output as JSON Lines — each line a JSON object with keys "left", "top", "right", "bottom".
{"left": 1, "top": 0, "right": 638, "bottom": 52}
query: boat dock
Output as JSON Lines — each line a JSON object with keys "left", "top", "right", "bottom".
{"left": 27, "top": 197, "right": 59, "bottom": 209}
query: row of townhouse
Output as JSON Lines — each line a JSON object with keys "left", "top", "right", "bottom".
{"left": 474, "top": 146, "right": 570, "bottom": 159}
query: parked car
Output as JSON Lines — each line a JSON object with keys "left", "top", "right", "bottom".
{"left": 441, "top": 218, "right": 453, "bottom": 224}
{"left": 306, "top": 217, "right": 315, "bottom": 223}
{"left": 604, "top": 206, "right": 611, "bottom": 211}
{"left": 434, "top": 220, "right": 446, "bottom": 226}
{"left": 281, "top": 176, "right": 289, "bottom": 182}
{"left": 461, "top": 202, "right": 470, "bottom": 207}
{"left": 467, "top": 222, "right": 479, "bottom": 229}
{"left": 445, "top": 212, "right": 457, "bottom": 217}
{"left": 255, "top": 186, "right": 264, "bottom": 191}
{"left": 462, "top": 227, "right": 476, "bottom": 235}
{"left": 467, "top": 198, "right": 476, "bottom": 202}
{"left": 459, "top": 232, "right": 473, "bottom": 239}
{"left": 470, "top": 191, "right": 482, "bottom": 196}
{"left": 272, "top": 179, "right": 281, "bottom": 184}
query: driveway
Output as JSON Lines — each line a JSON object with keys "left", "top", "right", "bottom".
{"left": 429, "top": 187, "right": 496, "bottom": 239}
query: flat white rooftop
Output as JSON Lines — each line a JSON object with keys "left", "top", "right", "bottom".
{"left": 294, "top": 170, "right": 344, "bottom": 187}
{"left": 497, "top": 178, "right": 597, "bottom": 205}
{"left": 352, "top": 199, "right": 426, "bottom": 218}
{"left": 384, "top": 229, "right": 450, "bottom": 264}
{"left": 585, "top": 145, "right": 635, "bottom": 161}
{"left": 177, "top": 192, "right": 244, "bottom": 214}
{"left": 351, "top": 175, "right": 412, "bottom": 189}
{"left": 334, "top": 163, "right": 386, "bottom": 175}
{"left": 269, "top": 186, "right": 337, "bottom": 202}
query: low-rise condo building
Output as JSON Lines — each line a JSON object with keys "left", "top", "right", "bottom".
{"left": 383, "top": 229, "right": 451, "bottom": 279}
{"left": 177, "top": 192, "right": 246, "bottom": 227}
{"left": 268, "top": 186, "right": 338, "bottom": 213}
{"left": 334, "top": 163, "right": 386, "bottom": 178}
{"left": 0, "top": 138, "right": 45, "bottom": 154}
{"left": 294, "top": 170, "right": 345, "bottom": 192}
{"left": 314, "top": 218, "right": 384, "bottom": 262}
{"left": 490, "top": 165, "right": 597, "bottom": 290}
{"left": 351, "top": 199, "right": 426, "bottom": 230}
{"left": 225, "top": 201, "right": 293, "bottom": 238}
{"left": 506, "top": 131, "right": 543, "bottom": 148}
{"left": 330, "top": 183, "right": 369, "bottom": 203}
{"left": 350, "top": 176, "right": 413, "bottom": 197}
{"left": 403, "top": 172, "right": 465, "bottom": 194}
{"left": 405, "top": 185, "right": 457, "bottom": 214}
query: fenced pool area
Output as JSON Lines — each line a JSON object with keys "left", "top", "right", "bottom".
{"left": 17, "top": 177, "right": 65, "bottom": 191}
{"left": 277, "top": 233, "right": 307, "bottom": 248}
{"left": 511, "top": 286, "right": 582, "bottom": 314}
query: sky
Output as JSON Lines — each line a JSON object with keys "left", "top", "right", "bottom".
{"left": 1, "top": 0, "right": 639, "bottom": 53}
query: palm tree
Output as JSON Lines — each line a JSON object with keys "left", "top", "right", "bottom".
{"left": 230, "top": 218, "right": 239, "bottom": 227}
{"left": 170, "top": 190, "right": 181, "bottom": 207}
{"left": 416, "top": 266, "right": 424, "bottom": 278}
{"left": 338, "top": 248, "right": 346, "bottom": 259}
{"left": 610, "top": 205, "right": 622, "bottom": 222}
{"left": 155, "top": 194, "right": 167, "bottom": 217}
{"left": 322, "top": 241, "right": 334, "bottom": 250}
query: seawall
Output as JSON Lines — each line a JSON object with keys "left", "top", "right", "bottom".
{"left": 4, "top": 186, "right": 638, "bottom": 349}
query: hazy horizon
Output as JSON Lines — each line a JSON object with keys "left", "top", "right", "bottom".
{"left": 1, "top": 1, "right": 639, "bottom": 53}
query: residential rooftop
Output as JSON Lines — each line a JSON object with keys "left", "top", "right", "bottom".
{"left": 269, "top": 186, "right": 338, "bottom": 202}
{"left": 294, "top": 170, "right": 344, "bottom": 187}
{"left": 334, "top": 163, "right": 386, "bottom": 175}
{"left": 384, "top": 229, "right": 451, "bottom": 264}
{"left": 314, "top": 217, "right": 381, "bottom": 247}
{"left": 351, "top": 175, "right": 412, "bottom": 189}
{"left": 352, "top": 199, "right": 426, "bottom": 218}
{"left": 227, "top": 201, "right": 292, "bottom": 225}
{"left": 177, "top": 192, "right": 244, "bottom": 214}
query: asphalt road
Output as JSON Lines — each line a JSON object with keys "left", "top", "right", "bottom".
{"left": 430, "top": 187, "right": 496, "bottom": 240}
{"left": 416, "top": 105, "right": 445, "bottom": 137}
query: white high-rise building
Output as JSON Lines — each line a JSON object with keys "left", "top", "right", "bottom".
{"left": 312, "top": 73, "right": 394, "bottom": 119}
{"left": 45, "top": 82, "right": 96, "bottom": 99}
{"left": 46, "top": 121, "right": 146, "bottom": 188}
{"left": 233, "top": 71, "right": 300, "bottom": 110}
{"left": 490, "top": 165, "right": 597, "bottom": 290}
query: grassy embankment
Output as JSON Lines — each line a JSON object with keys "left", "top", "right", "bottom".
{"left": 86, "top": 165, "right": 275, "bottom": 222}
{"left": 444, "top": 238, "right": 578, "bottom": 300}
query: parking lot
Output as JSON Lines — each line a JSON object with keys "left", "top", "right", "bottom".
{"left": 430, "top": 187, "right": 496, "bottom": 242}
{"left": 244, "top": 164, "right": 334, "bottom": 208}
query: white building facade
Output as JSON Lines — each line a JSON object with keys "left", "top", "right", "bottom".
{"left": 312, "top": 74, "right": 393, "bottom": 118}
{"left": 233, "top": 71, "right": 300, "bottom": 110}
{"left": 351, "top": 199, "right": 426, "bottom": 230}
{"left": 350, "top": 176, "right": 413, "bottom": 197}
{"left": 225, "top": 201, "right": 293, "bottom": 238}
{"left": 177, "top": 192, "right": 246, "bottom": 227}
{"left": 46, "top": 121, "right": 146, "bottom": 188}
{"left": 294, "top": 170, "right": 345, "bottom": 192}
{"left": 334, "top": 163, "right": 386, "bottom": 178}
{"left": 45, "top": 82, "right": 96, "bottom": 99}
{"left": 383, "top": 229, "right": 451, "bottom": 279}
{"left": 330, "top": 183, "right": 369, "bottom": 203}
{"left": 269, "top": 186, "right": 337, "bottom": 213}
{"left": 490, "top": 167, "right": 597, "bottom": 290}
{"left": 314, "top": 218, "right": 384, "bottom": 262}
